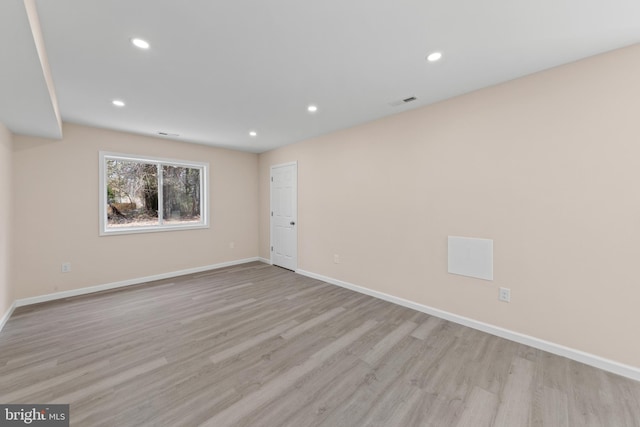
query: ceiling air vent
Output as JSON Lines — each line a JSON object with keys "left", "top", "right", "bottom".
{"left": 389, "top": 96, "right": 418, "bottom": 107}
{"left": 157, "top": 131, "right": 180, "bottom": 137}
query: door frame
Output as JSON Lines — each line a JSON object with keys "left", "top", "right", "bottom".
{"left": 270, "top": 161, "right": 298, "bottom": 270}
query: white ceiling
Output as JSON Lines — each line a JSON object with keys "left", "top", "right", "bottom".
{"left": 2, "top": 0, "right": 639, "bottom": 152}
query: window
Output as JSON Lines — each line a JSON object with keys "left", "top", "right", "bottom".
{"left": 99, "top": 152, "right": 208, "bottom": 235}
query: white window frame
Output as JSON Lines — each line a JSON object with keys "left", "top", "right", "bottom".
{"left": 99, "top": 151, "right": 209, "bottom": 236}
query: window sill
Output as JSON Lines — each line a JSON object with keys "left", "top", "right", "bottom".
{"left": 100, "top": 223, "right": 209, "bottom": 236}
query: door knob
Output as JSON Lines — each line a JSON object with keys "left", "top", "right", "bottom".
{"left": 290, "top": 221, "right": 296, "bottom": 225}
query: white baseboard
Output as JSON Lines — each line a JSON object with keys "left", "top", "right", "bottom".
{"left": 258, "top": 257, "right": 271, "bottom": 265}
{"left": 296, "top": 268, "right": 640, "bottom": 382}
{"left": 0, "top": 301, "right": 16, "bottom": 333}
{"left": 15, "top": 257, "right": 261, "bottom": 308}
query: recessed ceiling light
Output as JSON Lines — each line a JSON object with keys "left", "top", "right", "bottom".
{"left": 307, "top": 105, "right": 318, "bottom": 113}
{"left": 249, "top": 131, "right": 257, "bottom": 137}
{"left": 427, "top": 52, "right": 442, "bottom": 62}
{"left": 112, "top": 99, "right": 125, "bottom": 107}
{"left": 131, "top": 38, "right": 150, "bottom": 49}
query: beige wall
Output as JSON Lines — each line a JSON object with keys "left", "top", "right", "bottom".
{"left": 259, "top": 45, "right": 640, "bottom": 368}
{"left": 0, "top": 123, "right": 13, "bottom": 318}
{"left": 13, "top": 123, "right": 258, "bottom": 299}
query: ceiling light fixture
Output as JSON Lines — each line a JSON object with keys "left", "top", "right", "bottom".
{"left": 427, "top": 52, "right": 442, "bottom": 62}
{"left": 249, "top": 131, "right": 257, "bottom": 137}
{"left": 131, "top": 38, "right": 150, "bottom": 49}
{"left": 307, "top": 105, "right": 318, "bottom": 113}
{"left": 112, "top": 99, "right": 125, "bottom": 107}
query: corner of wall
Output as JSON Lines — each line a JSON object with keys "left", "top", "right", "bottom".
{"left": 0, "top": 122, "right": 14, "bottom": 327}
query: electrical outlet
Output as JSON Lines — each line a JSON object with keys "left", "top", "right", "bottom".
{"left": 229, "top": 241, "right": 235, "bottom": 249}
{"left": 499, "top": 287, "right": 510, "bottom": 302}
{"left": 333, "top": 254, "right": 340, "bottom": 264}
{"left": 61, "top": 262, "right": 72, "bottom": 273}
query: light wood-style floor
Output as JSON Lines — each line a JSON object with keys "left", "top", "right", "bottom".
{"left": 1, "top": 262, "right": 639, "bottom": 426}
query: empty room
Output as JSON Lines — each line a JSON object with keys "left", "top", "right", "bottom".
{"left": 1, "top": 0, "right": 640, "bottom": 426}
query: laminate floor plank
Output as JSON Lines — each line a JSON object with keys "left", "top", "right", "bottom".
{"left": 209, "top": 319, "right": 299, "bottom": 364}
{"left": 411, "top": 315, "right": 444, "bottom": 340}
{"left": 317, "top": 336, "right": 425, "bottom": 427}
{"left": 454, "top": 386, "right": 499, "bottom": 427}
{"left": 360, "top": 320, "right": 418, "bottom": 366}
{"left": 280, "top": 359, "right": 372, "bottom": 427}
{"left": 494, "top": 357, "right": 535, "bottom": 426}
{"left": 540, "top": 386, "right": 569, "bottom": 427}
{"left": 280, "top": 306, "right": 346, "bottom": 340}
{"left": 199, "top": 319, "right": 379, "bottom": 426}
{"left": 1, "top": 262, "right": 639, "bottom": 426}
{"left": 238, "top": 353, "right": 366, "bottom": 427}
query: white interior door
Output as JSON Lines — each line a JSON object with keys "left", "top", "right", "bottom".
{"left": 270, "top": 162, "right": 297, "bottom": 270}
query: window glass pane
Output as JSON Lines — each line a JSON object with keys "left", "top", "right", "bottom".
{"left": 101, "top": 153, "right": 207, "bottom": 235}
{"left": 162, "top": 165, "right": 201, "bottom": 224}
{"left": 106, "top": 159, "right": 159, "bottom": 228}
